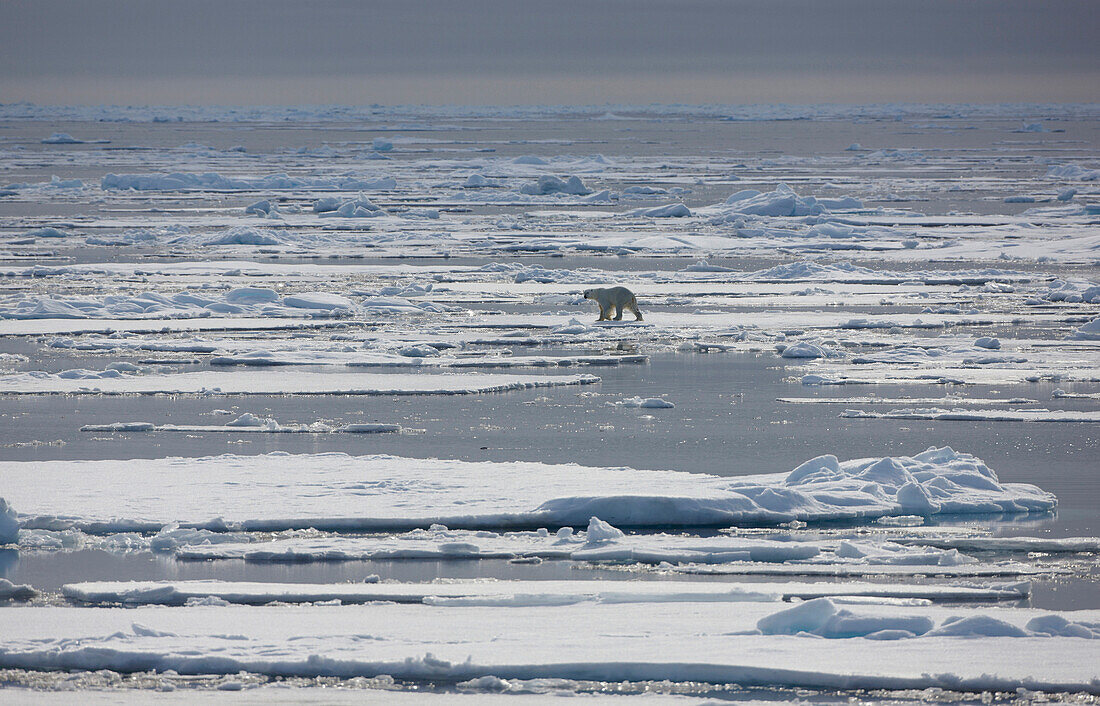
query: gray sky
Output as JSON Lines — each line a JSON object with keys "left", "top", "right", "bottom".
{"left": 1, "top": 0, "right": 1097, "bottom": 105}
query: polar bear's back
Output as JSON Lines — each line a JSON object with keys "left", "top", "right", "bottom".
{"left": 588, "top": 286, "right": 636, "bottom": 303}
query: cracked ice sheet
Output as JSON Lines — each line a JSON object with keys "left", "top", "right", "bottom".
{"left": 59, "top": 578, "right": 1029, "bottom": 606}
{"left": 673, "top": 562, "right": 1053, "bottom": 578}
{"left": 1, "top": 601, "right": 1099, "bottom": 692}
{"left": 0, "top": 370, "right": 599, "bottom": 396}
{"left": 170, "top": 526, "right": 1042, "bottom": 575}
{"left": 0, "top": 317, "right": 351, "bottom": 338}
{"left": 206, "top": 351, "right": 647, "bottom": 369}
{"left": 0, "top": 448, "right": 1056, "bottom": 535}
{"left": 840, "top": 408, "right": 1100, "bottom": 423}
{"left": 173, "top": 530, "right": 822, "bottom": 564}
{"left": 799, "top": 365, "right": 1100, "bottom": 386}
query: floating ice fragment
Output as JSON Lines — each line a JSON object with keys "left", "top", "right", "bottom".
{"left": 585, "top": 517, "right": 625, "bottom": 544}
{"left": 616, "top": 396, "right": 675, "bottom": 409}
{"left": 225, "top": 413, "right": 268, "bottom": 428}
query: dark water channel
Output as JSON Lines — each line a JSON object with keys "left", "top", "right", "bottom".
{"left": 2, "top": 352, "right": 1097, "bottom": 609}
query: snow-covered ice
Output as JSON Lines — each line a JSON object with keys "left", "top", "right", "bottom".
{"left": 0, "top": 370, "right": 599, "bottom": 396}
{"left": 59, "top": 578, "right": 1029, "bottom": 607}
{"left": 0, "top": 447, "right": 1055, "bottom": 535}
{"left": 2, "top": 599, "right": 1099, "bottom": 692}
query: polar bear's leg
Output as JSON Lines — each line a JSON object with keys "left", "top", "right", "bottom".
{"left": 597, "top": 303, "right": 610, "bottom": 321}
{"left": 612, "top": 302, "right": 624, "bottom": 320}
{"left": 627, "top": 297, "right": 643, "bottom": 321}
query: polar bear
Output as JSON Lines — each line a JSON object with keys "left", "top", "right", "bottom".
{"left": 583, "top": 286, "right": 643, "bottom": 321}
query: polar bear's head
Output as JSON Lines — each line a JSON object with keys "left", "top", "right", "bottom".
{"left": 582, "top": 289, "right": 595, "bottom": 300}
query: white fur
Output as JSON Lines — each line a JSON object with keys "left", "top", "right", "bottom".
{"left": 583, "top": 286, "right": 643, "bottom": 321}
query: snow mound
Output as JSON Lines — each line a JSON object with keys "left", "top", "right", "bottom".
{"left": 319, "top": 193, "right": 385, "bottom": 218}
{"left": 757, "top": 598, "right": 934, "bottom": 638}
{"left": 779, "top": 341, "right": 840, "bottom": 359}
{"left": 281, "top": 292, "right": 356, "bottom": 311}
{"left": 224, "top": 287, "right": 280, "bottom": 305}
{"left": 519, "top": 175, "right": 591, "bottom": 196}
{"left": 713, "top": 184, "right": 862, "bottom": 217}
{"left": 205, "top": 226, "right": 282, "bottom": 246}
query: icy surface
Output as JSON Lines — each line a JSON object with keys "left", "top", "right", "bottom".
{"left": 0, "top": 448, "right": 1055, "bottom": 534}
{"left": 0, "top": 371, "right": 599, "bottom": 396}
{"left": 1, "top": 599, "right": 1099, "bottom": 692}
{"left": 59, "top": 578, "right": 1028, "bottom": 607}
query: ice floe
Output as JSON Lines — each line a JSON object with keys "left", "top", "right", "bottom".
{"left": 59, "top": 578, "right": 1028, "bottom": 608}
{"left": 0, "top": 370, "right": 599, "bottom": 396}
{"left": 0, "top": 447, "right": 1055, "bottom": 536}
{"left": 2, "top": 599, "right": 1098, "bottom": 692}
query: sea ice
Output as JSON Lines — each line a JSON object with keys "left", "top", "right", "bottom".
{"left": 0, "top": 447, "right": 1056, "bottom": 535}
{"left": 0, "top": 370, "right": 599, "bottom": 397}
{"left": 2, "top": 599, "right": 1098, "bottom": 692}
